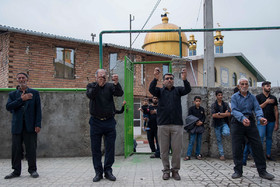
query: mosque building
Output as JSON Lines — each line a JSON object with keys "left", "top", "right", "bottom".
{"left": 142, "top": 14, "right": 265, "bottom": 87}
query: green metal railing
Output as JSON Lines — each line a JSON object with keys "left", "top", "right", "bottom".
{"left": 0, "top": 88, "right": 86, "bottom": 92}
{"left": 133, "top": 61, "right": 172, "bottom": 73}
{"left": 99, "top": 26, "right": 280, "bottom": 68}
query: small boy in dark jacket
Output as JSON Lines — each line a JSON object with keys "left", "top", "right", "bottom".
{"left": 184, "top": 96, "right": 205, "bottom": 160}
{"left": 139, "top": 98, "right": 150, "bottom": 131}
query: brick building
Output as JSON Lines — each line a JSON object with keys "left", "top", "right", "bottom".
{"left": 0, "top": 25, "right": 180, "bottom": 97}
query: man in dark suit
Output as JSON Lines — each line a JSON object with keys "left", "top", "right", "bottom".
{"left": 5, "top": 72, "right": 42, "bottom": 179}
{"left": 86, "top": 70, "right": 123, "bottom": 182}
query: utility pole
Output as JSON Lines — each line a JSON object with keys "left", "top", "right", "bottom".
{"left": 203, "top": 0, "right": 215, "bottom": 87}
{"left": 129, "top": 14, "right": 135, "bottom": 49}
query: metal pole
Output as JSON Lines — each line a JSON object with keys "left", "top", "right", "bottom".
{"left": 98, "top": 26, "right": 280, "bottom": 68}
{"left": 203, "top": 0, "right": 215, "bottom": 87}
{"left": 99, "top": 32, "right": 103, "bottom": 69}
{"left": 189, "top": 61, "right": 198, "bottom": 86}
{"left": 130, "top": 14, "right": 132, "bottom": 49}
{"left": 179, "top": 27, "right": 182, "bottom": 58}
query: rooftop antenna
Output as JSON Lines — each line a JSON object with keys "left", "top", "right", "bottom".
{"left": 91, "top": 33, "right": 96, "bottom": 42}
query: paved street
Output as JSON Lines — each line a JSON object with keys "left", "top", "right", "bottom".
{"left": 1, "top": 155, "right": 279, "bottom": 187}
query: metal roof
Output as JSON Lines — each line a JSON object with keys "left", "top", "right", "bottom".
{"left": 0, "top": 24, "right": 265, "bottom": 81}
{"left": 0, "top": 24, "right": 176, "bottom": 59}
{"left": 187, "top": 53, "right": 266, "bottom": 82}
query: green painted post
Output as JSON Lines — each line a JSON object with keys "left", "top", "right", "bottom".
{"left": 99, "top": 32, "right": 103, "bottom": 69}
{"left": 0, "top": 88, "right": 86, "bottom": 92}
{"left": 98, "top": 26, "right": 280, "bottom": 67}
{"left": 179, "top": 27, "right": 182, "bottom": 58}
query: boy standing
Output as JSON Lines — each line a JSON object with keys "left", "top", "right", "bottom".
{"left": 184, "top": 96, "right": 205, "bottom": 160}
{"left": 211, "top": 90, "right": 231, "bottom": 161}
{"left": 139, "top": 98, "right": 150, "bottom": 131}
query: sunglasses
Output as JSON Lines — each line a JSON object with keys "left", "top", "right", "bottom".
{"left": 240, "top": 83, "right": 248, "bottom": 86}
{"left": 165, "top": 77, "right": 174, "bottom": 80}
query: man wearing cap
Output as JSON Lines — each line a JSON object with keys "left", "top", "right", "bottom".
{"left": 5, "top": 73, "right": 42, "bottom": 179}
{"left": 86, "top": 69, "right": 123, "bottom": 182}
{"left": 149, "top": 67, "right": 191, "bottom": 181}
{"left": 256, "top": 81, "right": 279, "bottom": 161}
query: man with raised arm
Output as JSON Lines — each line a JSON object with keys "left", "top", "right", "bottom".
{"left": 86, "top": 70, "right": 123, "bottom": 182}
{"left": 149, "top": 67, "right": 191, "bottom": 181}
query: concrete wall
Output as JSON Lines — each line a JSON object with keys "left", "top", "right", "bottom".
{"left": 0, "top": 91, "right": 125, "bottom": 158}
{"left": 1, "top": 86, "right": 280, "bottom": 158}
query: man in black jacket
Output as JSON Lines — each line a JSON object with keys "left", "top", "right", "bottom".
{"left": 86, "top": 69, "right": 123, "bottom": 182}
{"left": 147, "top": 96, "right": 160, "bottom": 158}
{"left": 149, "top": 67, "right": 191, "bottom": 181}
{"left": 5, "top": 72, "right": 41, "bottom": 179}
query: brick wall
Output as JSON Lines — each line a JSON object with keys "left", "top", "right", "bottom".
{"left": 2, "top": 32, "right": 171, "bottom": 98}
{"left": 0, "top": 33, "right": 9, "bottom": 88}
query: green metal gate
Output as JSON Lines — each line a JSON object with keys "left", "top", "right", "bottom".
{"left": 124, "top": 56, "right": 134, "bottom": 157}
{"left": 124, "top": 57, "right": 172, "bottom": 157}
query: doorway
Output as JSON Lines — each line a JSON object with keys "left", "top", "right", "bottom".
{"left": 124, "top": 56, "right": 172, "bottom": 157}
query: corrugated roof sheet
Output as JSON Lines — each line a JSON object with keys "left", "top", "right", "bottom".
{"left": 0, "top": 24, "right": 176, "bottom": 59}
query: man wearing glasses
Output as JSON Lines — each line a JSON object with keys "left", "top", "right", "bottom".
{"left": 149, "top": 67, "right": 191, "bottom": 181}
{"left": 230, "top": 78, "right": 274, "bottom": 180}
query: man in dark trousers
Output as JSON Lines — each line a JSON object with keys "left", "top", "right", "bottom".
{"left": 231, "top": 78, "right": 274, "bottom": 180}
{"left": 147, "top": 96, "right": 160, "bottom": 158}
{"left": 256, "top": 81, "right": 279, "bottom": 161}
{"left": 5, "top": 72, "right": 42, "bottom": 179}
{"left": 86, "top": 69, "right": 123, "bottom": 182}
{"left": 149, "top": 67, "right": 191, "bottom": 181}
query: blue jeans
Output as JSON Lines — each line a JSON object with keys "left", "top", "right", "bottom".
{"left": 257, "top": 121, "right": 275, "bottom": 156}
{"left": 186, "top": 133, "right": 202, "bottom": 156}
{"left": 143, "top": 114, "right": 149, "bottom": 128}
{"left": 242, "top": 143, "right": 252, "bottom": 165}
{"left": 214, "top": 123, "right": 230, "bottom": 156}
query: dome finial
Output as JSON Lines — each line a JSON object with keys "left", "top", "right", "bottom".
{"left": 161, "top": 8, "right": 169, "bottom": 23}
{"left": 214, "top": 23, "right": 224, "bottom": 53}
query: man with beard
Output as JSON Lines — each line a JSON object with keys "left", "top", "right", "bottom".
{"left": 149, "top": 67, "right": 191, "bottom": 181}
{"left": 256, "top": 81, "right": 278, "bottom": 161}
{"left": 231, "top": 78, "right": 274, "bottom": 180}
{"left": 86, "top": 69, "right": 123, "bottom": 182}
{"left": 5, "top": 73, "right": 41, "bottom": 179}
{"left": 147, "top": 96, "right": 160, "bottom": 158}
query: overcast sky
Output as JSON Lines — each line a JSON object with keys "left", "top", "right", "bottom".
{"left": 1, "top": 0, "right": 280, "bottom": 86}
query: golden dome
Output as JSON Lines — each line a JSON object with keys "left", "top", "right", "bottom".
{"left": 142, "top": 16, "right": 188, "bottom": 56}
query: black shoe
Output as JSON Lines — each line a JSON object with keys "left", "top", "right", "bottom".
{"left": 30, "top": 171, "right": 39, "bottom": 178}
{"left": 104, "top": 171, "right": 116, "bottom": 181}
{"left": 92, "top": 173, "right": 103, "bottom": 182}
{"left": 4, "top": 172, "right": 20, "bottom": 179}
{"left": 150, "top": 154, "right": 156, "bottom": 158}
{"left": 259, "top": 171, "right": 275, "bottom": 180}
{"left": 162, "top": 173, "right": 170, "bottom": 180}
{"left": 231, "top": 172, "right": 242, "bottom": 179}
{"left": 266, "top": 155, "right": 276, "bottom": 161}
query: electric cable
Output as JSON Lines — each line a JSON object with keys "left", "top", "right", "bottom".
{"left": 131, "top": 0, "right": 161, "bottom": 47}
